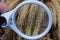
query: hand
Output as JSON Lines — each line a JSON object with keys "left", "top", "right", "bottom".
{"left": 0, "top": 2, "right": 8, "bottom": 13}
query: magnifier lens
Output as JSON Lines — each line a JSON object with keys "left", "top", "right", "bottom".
{"left": 15, "top": 4, "right": 48, "bottom": 36}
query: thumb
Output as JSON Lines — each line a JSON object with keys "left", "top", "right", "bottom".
{"left": 0, "top": 2, "right": 8, "bottom": 13}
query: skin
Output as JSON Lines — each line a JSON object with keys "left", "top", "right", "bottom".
{"left": 0, "top": 2, "right": 8, "bottom": 13}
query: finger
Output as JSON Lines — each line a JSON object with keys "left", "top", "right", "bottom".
{"left": 0, "top": 2, "right": 8, "bottom": 13}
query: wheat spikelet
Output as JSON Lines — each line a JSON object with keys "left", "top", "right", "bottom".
{"left": 32, "top": 7, "right": 45, "bottom": 36}
{"left": 25, "top": 4, "right": 39, "bottom": 36}
{"left": 16, "top": 4, "right": 30, "bottom": 40}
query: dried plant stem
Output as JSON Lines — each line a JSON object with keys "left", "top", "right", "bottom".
{"left": 46, "top": 2, "right": 57, "bottom": 27}
{"left": 3, "top": 30, "right": 14, "bottom": 40}
{"left": 58, "top": 0, "right": 60, "bottom": 2}
{"left": 51, "top": 0, "right": 60, "bottom": 40}
{"left": 46, "top": 2, "right": 58, "bottom": 40}
{"left": 2, "top": 0, "right": 6, "bottom": 2}
{"left": 25, "top": 4, "right": 39, "bottom": 36}
{"left": 2, "top": 0, "right": 17, "bottom": 6}
{"left": 9, "top": 0, "right": 22, "bottom": 10}
{"left": 32, "top": 8, "right": 44, "bottom": 36}
{"left": 40, "top": 34, "right": 52, "bottom": 40}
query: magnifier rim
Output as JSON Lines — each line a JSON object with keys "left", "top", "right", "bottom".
{"left": 10, "top": 1, "right": 52, "bottom": 39}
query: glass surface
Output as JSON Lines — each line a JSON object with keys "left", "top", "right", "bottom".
{"left": 15, "top": 4, "right": 48, "bottom": 36}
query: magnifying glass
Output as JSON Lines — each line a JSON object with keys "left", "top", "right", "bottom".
{"left": 0, "top": 0, "right": 52, "bottom": 40}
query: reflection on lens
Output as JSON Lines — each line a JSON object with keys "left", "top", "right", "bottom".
{"left": 16, "top": 4, "right": 48, "bottom": 36}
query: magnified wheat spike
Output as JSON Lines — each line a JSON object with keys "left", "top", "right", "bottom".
{"left": 16, "top": 4, "right": 30, "bottom": 32}
{"left": 32, "top": 7, "right": 45, "bottom": 36}
{"left": 16, "top": 4, "right": 30, "bottom": 40}
{"left": 25, "top": 4, "right": 39, "bottom": 36}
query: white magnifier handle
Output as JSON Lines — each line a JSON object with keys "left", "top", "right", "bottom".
{"left": 1, "top": 0, "right": 52, "bottom": 40}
